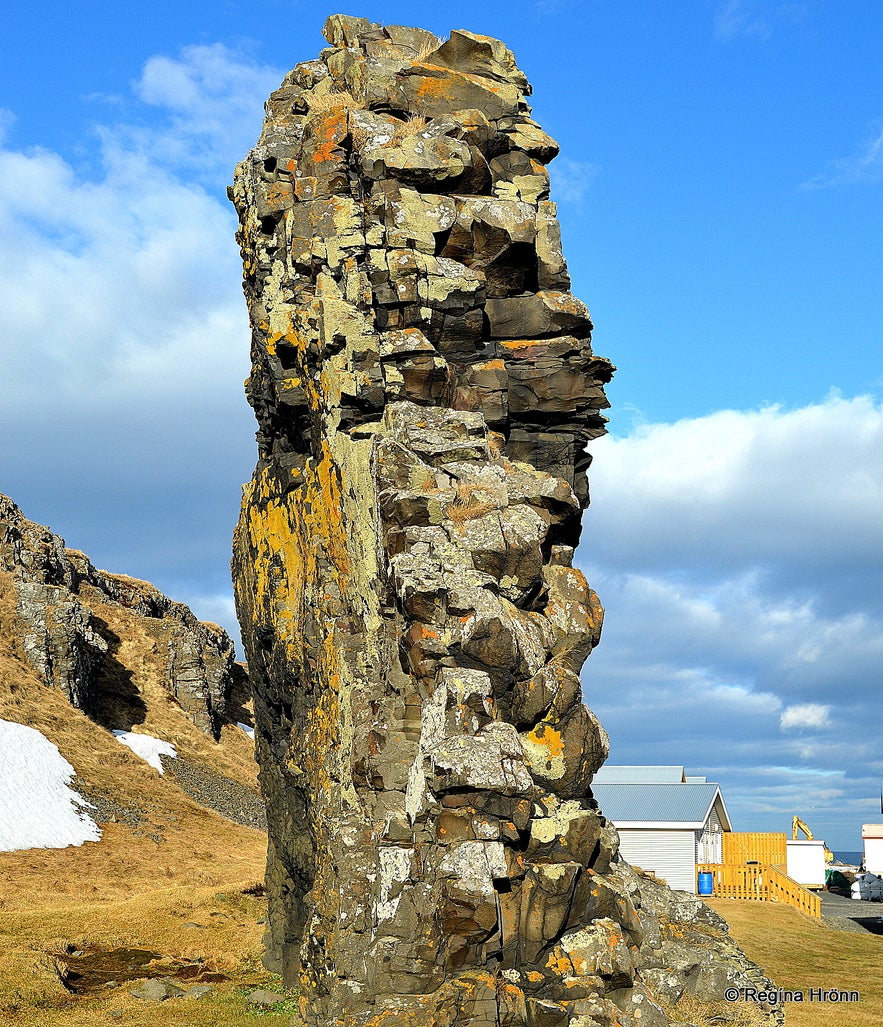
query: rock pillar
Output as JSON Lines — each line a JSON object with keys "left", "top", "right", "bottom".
{"left": 231, "top": 16, "right": 778, "bottom": 1027}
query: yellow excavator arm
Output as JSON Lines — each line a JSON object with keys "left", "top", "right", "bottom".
{"left": 792, "top": 815, "right": 813, "bottom": 840}
{"left": 792, "top": 815, "right": 834, "bottom": 862}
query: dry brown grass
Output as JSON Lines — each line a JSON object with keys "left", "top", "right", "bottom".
{"left": 350, "top": 111, "right": 430, "bottom": 152}
{"left": 664, "top": 993, "right": 773, "bottom": 1026}
{"left": 487, "top": 432, "right": 507, "bottom": 458}
{"left": 386, "top": 115, "right": 430, "bottom": 146}
{"left": 381, "top": 33, "right": 443, "bottom": 63}
{"left": 306, "top": 88, "right": 361, "bottom": 114}
{"left": 706, "top": 898, "right": 883, "bottom": 1026}
{"left": 81, "top": 587, "right": 259, "bottom": 789}
{"left": 0, "top": 739, "right": 278, "bottom": 1025}
{"left": 446, "top": 481, "right": 498, "bottom": 526}
{"left": 414, "top": 36, "right": 443, "bottom": 61}
{"left": 0, "top": 573, "right": 287, "bottom": 1025}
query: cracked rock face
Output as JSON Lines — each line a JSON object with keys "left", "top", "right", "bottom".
{"left": 1, "top": 492, "right": 241, "bottom": 738}
{"left": 231, "top": 15, "right": 781, "bottom": 1027}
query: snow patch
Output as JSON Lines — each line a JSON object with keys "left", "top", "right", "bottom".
{"left": 112, "top": 730, "right": 177, "bottom": 772}
{"left": 237, "top": 721, "right": 255, "bottom": 739}
{"left": 0, "top": 720, "right": 102, "bottom": 851}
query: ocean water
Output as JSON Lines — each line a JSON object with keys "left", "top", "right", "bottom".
{"left": 833, "top": 850, "right": 863, "bottom": 865}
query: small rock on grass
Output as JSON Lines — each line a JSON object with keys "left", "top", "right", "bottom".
{"left": 247, "top": 988, "right": 287, "bottom": 1006}
{"left": 130, "top": 978, "right": 185, "bottom": 1001}
{"left": 183, "top": 984, "right": 214, "bottom": 999}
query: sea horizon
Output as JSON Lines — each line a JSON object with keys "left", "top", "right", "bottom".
{"left": 833, "top": 850, "right": 863, "bottom": 865}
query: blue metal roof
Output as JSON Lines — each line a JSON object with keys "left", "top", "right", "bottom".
{"left": 591, "top": 781, "right": 731, "bottom": 831}
{"left": 592, "top": 765, "right": 685, "bottom": 784}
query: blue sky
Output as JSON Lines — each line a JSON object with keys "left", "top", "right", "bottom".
{"left": 1, "top": 2, "right": 881, "bottom": 850}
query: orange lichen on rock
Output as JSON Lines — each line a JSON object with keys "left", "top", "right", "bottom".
{"left": 308, "top": 107, "right": 351, "bottom": 166}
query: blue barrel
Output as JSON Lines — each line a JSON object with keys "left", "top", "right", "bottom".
{"left": 698, "top": 872, "right": 714, "bottom": 896}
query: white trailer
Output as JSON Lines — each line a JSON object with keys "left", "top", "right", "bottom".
{"left": 785, "top": 840, "right": 826, "bottom": 888}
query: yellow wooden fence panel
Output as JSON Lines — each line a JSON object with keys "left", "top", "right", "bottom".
{"left": 722, "top": 831, "right": 787, "bottom": 866}
{"left": 696, "top": 862, "right": 821, "bottom": 918}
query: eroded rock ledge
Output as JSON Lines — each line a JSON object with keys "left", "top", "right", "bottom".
{"left": 1, "top": 492, "right": 243, "bottom": 738}
{"left": 231, "top": 15, "right": 781, "bottom": 1027}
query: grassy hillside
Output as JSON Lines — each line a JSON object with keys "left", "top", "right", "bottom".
{"left": 0, "top": 573, "right": 291, "bottom": 1026}
{"left": 707, "top": 898, "right": 883, "bottom": 1027}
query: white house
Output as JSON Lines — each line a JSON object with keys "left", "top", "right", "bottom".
{"left": 591, "top": 765, "right": 732, "bottom": 893}
{"left": 862, "top": 824, "right": 883, "bottom": 875}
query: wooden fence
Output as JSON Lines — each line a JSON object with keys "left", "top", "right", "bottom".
{"left": 696, "top": 862, "right": 821, "bottom": 918}
{"left": 722, "top": 831, "right": 787, "bottom": 867}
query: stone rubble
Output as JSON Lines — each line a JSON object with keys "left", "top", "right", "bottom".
{"left": 161, "top": 754, "right": 267, "bottom": 829}
{"left": 231, "top": 15, "right": 782, "bottom": 1027}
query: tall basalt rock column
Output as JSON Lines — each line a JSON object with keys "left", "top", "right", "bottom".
{"left": 231, "top": 16, "right": 748, "bottom": 1027}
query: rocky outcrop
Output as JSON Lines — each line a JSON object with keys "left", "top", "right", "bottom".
{"left": 231, "top": 15, "right": 780, "bottom": 1027}
{"left": 15, "top": 580, "right": 109, "bottom": 711}
{"left": 1, "top": 493, "right": 241, "bottom": 738}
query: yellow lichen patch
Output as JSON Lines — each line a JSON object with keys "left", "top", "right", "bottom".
{"left": 316, "top": 439, "right": 351, "bottom": 578}
{"left": 237, "top": 437, "right": 351, "bottom": 698}
{"left": 545, "top": 950, "right": 574, "bottom": 977}
{"left": 412, "top": 64, "right": 509, "bottom": 99}
{"left": 241, "top": 486, "right": 305, "bottom": 644}
{"left": 604, "top": 921, "right": 621, "bottom": 949}
{"left": 527, "top": 723, "right": 563, "bottom": 755}
{"left": 562, "top": 977, "right": 586, "bottom": 991}
{"left": 498, "top": 338, "right": 550, "bottom": 358}
{"left": 266, "top": 326, "right": 310, "bottom": 365}
{"left": 569, "top": 953, "right": 588, "bottom": 977}
{"left": 521, "top": 721, "right": 566, "bottom": 781}
{"left": 412, "top": 72, "right": 456, "bottom": 102}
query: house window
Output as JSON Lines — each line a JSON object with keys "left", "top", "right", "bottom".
{"left": 698, "top": 822, "right": 722, "bottom": 864}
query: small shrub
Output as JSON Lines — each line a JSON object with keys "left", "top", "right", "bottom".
{"left": 307, "top": 89, "right": 361, "bottom": 114}
{"left": 386, "top": 114, "right": 430, "bottom": 146}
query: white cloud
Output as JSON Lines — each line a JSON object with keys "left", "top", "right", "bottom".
{"left": 0, "top": 45, "right": 277, "bottom": 645}
{"left": 714, "top": 0, "right": 805, "bottom": 42}
{"left": 579, "top": 395, "right": 883, "bottom": 844}
{"left": 548, "top": 157, "right": 600, "bottom": 206}
{"left": 801, "top": 121, "right": 883, "bottom": 190}
{"left": 131, "top": 44, "right": 282, "bottom": 176}
{"left": 535, "top": 0, "right": 577, "bottom": 13}
{"left": 0, "top": 108, "right": 15, "bottom": 143}
{"left": 715, "top": 0, "right": 773, "bottom": 40}
{"left": 0, "top": 146, "right": 246, "bottom": 395}
{"left": 584, "top": 394, "right": 883, "bottom": 603}
{"left": 0, "top": 42, "right": 284, "bottom": 402}
{"left": 780, "top": 703, "right": 831, "bottom": 731}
